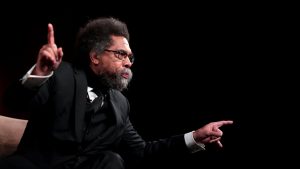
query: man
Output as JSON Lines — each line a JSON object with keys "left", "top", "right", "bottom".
{"left": 0, "top": 17, "right": 233, "bottom": 169}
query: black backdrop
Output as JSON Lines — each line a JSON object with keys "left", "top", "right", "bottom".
{"left": 0, "top": 3, "right": 293, "bottom": 168}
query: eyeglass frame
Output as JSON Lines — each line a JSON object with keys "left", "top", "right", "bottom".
{"left": 104, "top": 49, "right": 134, "bottom": 63}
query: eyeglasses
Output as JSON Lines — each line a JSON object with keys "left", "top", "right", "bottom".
{"left": 104, "top": 49, "right": 134, "bottom": 63}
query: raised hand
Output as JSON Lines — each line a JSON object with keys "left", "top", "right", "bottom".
{"left": 193, "top": 120, "right": 233, "bottom": 148}
{"left": 32, "top": 23, "right": 63, "bottom": 76}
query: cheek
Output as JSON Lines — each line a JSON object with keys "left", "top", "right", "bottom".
{"left": 112, "top": 67, "right": 122, "bottom": 75}
{"left": 95, "top": 62, "right": 106, "bottom": 75}
{"left": 103, "top": 63, "right": 122, "bottom": 74}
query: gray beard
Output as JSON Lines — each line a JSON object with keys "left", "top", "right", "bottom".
{"left": 99, "top": 68, "right": 133, "bottom": 91}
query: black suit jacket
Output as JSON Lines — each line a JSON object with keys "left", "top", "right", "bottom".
{"left": 5, "top": 62, "right": 189, "bottom": 168}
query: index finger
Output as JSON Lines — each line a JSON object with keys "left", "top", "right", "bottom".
{"left": 215, "top": 120, "right": 234, "bottom": 127}
{"left": 48, "top": 23, "right": 55, "bottom": 45}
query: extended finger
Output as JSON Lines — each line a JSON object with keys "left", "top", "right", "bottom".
{"left": 48, "top": 23, "right": 55, "bottom": 45}
{"left": 215, "top": 120, "right": 234, "bottom": 127}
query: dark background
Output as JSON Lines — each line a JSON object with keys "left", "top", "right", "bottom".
{"left": 0, "top": 3, "right": 295, "bottom": 168}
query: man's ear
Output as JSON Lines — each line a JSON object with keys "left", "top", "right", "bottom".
{"left": 90, "top": 52, "right": 99, "bottom": 64}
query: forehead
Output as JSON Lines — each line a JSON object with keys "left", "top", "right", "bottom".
{"left": 110, "top": 36, "right": 130, "bottom": 49}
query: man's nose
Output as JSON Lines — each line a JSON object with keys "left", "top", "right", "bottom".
{"left": 123, "top": 57, "right": 133, "bottom": 68}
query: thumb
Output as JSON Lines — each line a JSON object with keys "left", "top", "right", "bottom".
{"left": 57, "top": 47, "right": 64, "bottom": 61}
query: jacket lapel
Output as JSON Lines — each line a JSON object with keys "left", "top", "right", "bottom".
{"left": 108, "top": 90, "right": 123, "bottom": 129}
{"left": 74, "top": 69, "right": 88, "bottom": 142}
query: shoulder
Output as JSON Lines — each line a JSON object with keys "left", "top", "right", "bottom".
{"left": 55, "top": 61, "right": 74, "bottom": 73}
{"left": 50, "top": 61, "right": 79, "bottom": 85}
{"left": 53, "top": 61, "right": 81, "bottom": 78}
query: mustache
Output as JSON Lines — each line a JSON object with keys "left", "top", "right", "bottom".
{"left": 120, "top": 68, "right": 133, "bottom": 79}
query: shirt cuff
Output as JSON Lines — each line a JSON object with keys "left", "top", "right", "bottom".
{"left": 184, "top": 131, "right": 205, "bottom": 153}
{"left": 21, "top": 64, "right": 53, "bottom": 89}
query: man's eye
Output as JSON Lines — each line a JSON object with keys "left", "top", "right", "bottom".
{"left": 118, "top": 51, "right": 127, "bottom": 56}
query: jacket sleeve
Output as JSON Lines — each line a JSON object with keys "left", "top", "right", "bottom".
{"left": 3, "top": 74, "right": 52, "bottom": 118}
{"left": 119, "top": 117, "right": 190, "bottom": 165}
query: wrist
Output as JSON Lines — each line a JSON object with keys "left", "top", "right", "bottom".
{"left": 32, "top": 66, "right": 51, "bottom": 76}
{"left": 192, "top": 131, "right": 200, "bottom": 143}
